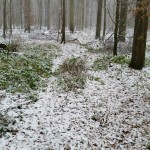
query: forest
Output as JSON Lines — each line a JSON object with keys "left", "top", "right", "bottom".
{"left": 0, "top": 0, "right": 150, "bottom": 150}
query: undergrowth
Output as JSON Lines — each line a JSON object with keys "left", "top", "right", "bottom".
{"left": 92, "top": 56, "right": 110, "bottom": 71}
{"left": 111, "top": 55, "right": 130, "bottom": 65}
{"left": 145, "top": 58, "right": 150, "bottom": 67}
{"left": 0, "top": 113, "right": 16, "bottom": 138}
{"left": 57, "top": 57, "right": 87, "bottom": 92}
{"left": 47, "top": 44, "right": 59, "bottom": 50}
{"left": 92, "top": 55, "right": 130, "bottom": 71}
{"left": 88, "top": 76, "right": 105, "bottom": 84}
{"left": 82, "top": 44, "right": 101, "bottom": 53}
{"left": 0, "top": 51, "right": 52, "bottom": 93}
{"left": 147, "top": 45, "right": 150, "bottom": 52}
{"left": 23, "top": 44, "right": 60, "bottom": 59}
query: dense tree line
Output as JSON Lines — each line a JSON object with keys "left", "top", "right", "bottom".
{"left": 0, "top": 0, "right": 149, "bottom": 69}
{"left": 0, "top": 0, "right": 136, "bottom": 32}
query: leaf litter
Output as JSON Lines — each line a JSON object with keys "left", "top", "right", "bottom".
{"left": 0, "top": 29, "right": 150, "bottom": 150}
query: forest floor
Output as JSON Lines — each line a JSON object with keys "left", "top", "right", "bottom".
{"left": 0, "top": 29, "right": 150, "bottom": 150}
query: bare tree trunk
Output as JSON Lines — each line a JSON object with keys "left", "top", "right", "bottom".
{"left": 118, "top": 0, "right": 128, "bottom": 42}
{"left": 27, "top": 0, "right": 31, "bottom": 33}
{"left": 9, "top": 0, "right": 12, "bottom": 36}
{"left": 81, "top": 0, "right": 85, "bottom": 30}
{"left": 85, "top": 0, "right": 89, "bottom": 29}
{"left": 129, "top": 0, "right": 149, "bottom": 69}
{"left": 61, "top": 0, "right": 66, "bottom": 44}
{"left": 113, "top": 0, "right": 120, "bottom": 56}
{"left": 38, "top": 0, "right": 42, "bottom": 30}
{"left": 19, "top": 0, "right": 23, "bottom": 29}
{"left": 102, "top": 0, "right": 106, "bottom": 40}
{"left": 47, "top": 0, "right": 50, "bottom": 30}
{"left": 95, "top": 0, "right": 103, "bottom": 39}
{"left": 3, "top": 0, "right": 7, "bottom": 38}
{"left": 69, "top": 0, "right": 74, "bottom": 33}
{"left": 24, "top": 0, "right": 31, "bottom": 33}
{"left": 77, "top": 0, "right": 81, "bottom": 30}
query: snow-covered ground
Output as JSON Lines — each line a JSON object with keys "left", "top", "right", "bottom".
{"left": 0, "top": 29, "right": 150, "bottom": 150}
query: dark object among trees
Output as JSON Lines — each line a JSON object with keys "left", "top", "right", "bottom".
{"left": 69, "top": 0, "right": 75, "bottom": 33}
{"left": 3, "top": 0, "right": 7, "bottom": 39}
{"left": 129, "top": 0, "right": 149, "bottom": 70}
{"left": 61, "top": 0, "right": 66, "bottom": 44}
{"left": 95, "top": 0, "right": 103, "bottom": 39}
{"left": 118, "top": 0, "right": 128, "bottom": 42}
{"left": 113, "top": 0, "right": 120, "bottom": 56}
{"left": 0, "top": 43, "right": 7, "bottom": 50}
{"left": 102, "top": 0, "right": 106, "bottom": 40}
{"left": 24, "top": 0, "right": 31, "bottom": 33}
{"left": 9, "top": 0, "right": 12, "bottom": 36}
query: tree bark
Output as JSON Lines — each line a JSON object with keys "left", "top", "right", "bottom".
{"left": 118, "top": 0, "right": 128, "bottom": 42}
{"left": 81, "top": 0, "right": 85, "bottom": 30}
{"left": 85, "top": 0, "right": 89, "bottom": 28}
{"left": 102, "top": 0, "right": 106, "bottom": 40}
{"left": 61, "top": 0, "right": 66, "bottom": 44}
{"left": 69, "top": 0, "right": 74, "bottom": 33}
{"left": 3, "top": 0, "right": 7, "bottom": 39}
{"left": 47, "top": 0, "right": 50, "bottom": 30}
{"left": 129, "top": 0, "right": 149, "bottom": 69}
{"left": 95, "top": 0, "right": 103, "bottom": 39}
{"left": 38, "top": 0, "right": 42, "bottom": 30}
{"left": 19, "top": 0, "right": 23, "bottom": 29}
{"left": 24, "top": 0, "right": 31, "bottom": 33}
{"left": 9, "top": 0, "right": 12, "bottom": 36}
{"left": 113, "top": 0, "right": 120, "bottom": 56}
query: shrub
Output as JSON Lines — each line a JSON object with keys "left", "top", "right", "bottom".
{"left": 57, "top": 57, "right": 87, "bottom": 92}
{"left": 58, "top": 73, "right": 86, "bottom": 92}
{"left": 59, "top": 57, "right": 86, "bottom": 75}
{"left": 111, "top": 55, "right": 130, "bottom": 65}
{"left": 83, "top": 44, "right": 101, "bottom": 53}
{"left": 145, "top": 58, "right": 150, "bottom": 67}
{"left": 92, "top": 56, "right": 110, "bottom": 71}
{"left": 47, "top": 44, "right": 60, "bottom": 50}
{"left": 0, "top": 113, "right": 16, "bottom": 137}
{"left": 7, "top": 43, "right": 20, "bottom": 52}
{"left": 7, "top": 35, "right": 23, "bottom": 52}
{"left": 0, "top": 52, "right": 52, "bottom": 93}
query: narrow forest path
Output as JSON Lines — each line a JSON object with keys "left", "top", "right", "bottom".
{"left": 0, "top": 34, "right": 150, "bottom": 150}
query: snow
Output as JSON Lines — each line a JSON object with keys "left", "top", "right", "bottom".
{"left": 0, "top": 29, "right": 150, "bottom": 150}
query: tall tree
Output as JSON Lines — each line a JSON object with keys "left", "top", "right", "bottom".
{"left": 3, "top": 0, "right": 7, "bottom": 38}
{"left": 69, "top": 0, "right": 74, "bottom": 33}
{"left": 47, "top": 0, "right": 50, "bottom": 30}
{"left": 24, "top": 0, "right": 31, "bottom": 33}
{"left": 102, "top": 0, "right": 106, "bottom": 40}
{"left": 118, "top": 0, "right": 128, "bottom": 42}
{"left": 85, "top": 0, "right": 89, "bottom": 28}
{"left": 81, "top": 0, "right": 85, "bottom": 30}
{"left": 61, "top": 0, "right": 66, "bottom": 44}
{"left": 19, "top": 0, "right": 23, "bottom": 29}
{"left": 77, "top": 0, "right": 82, "bottom": 30}
{"left": 129, "top": 0, "right": 149, "bottom": 69}
{"left": 113, "top": 0, "right": 120, "bottom": 56}
{"left": 95, "top": 0, "right": 103, "bottom": 39}
{"left": 9, "top": 0, "right": 12, "bottom": 36}
{"left": 38, "top": 0, "right": 42, "bottom": 29}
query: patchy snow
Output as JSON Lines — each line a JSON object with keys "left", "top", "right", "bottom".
{"left": 0, "top": 29, "right": 150, "bottom": 150}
